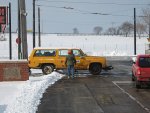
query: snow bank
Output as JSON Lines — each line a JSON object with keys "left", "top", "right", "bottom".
{"left": 1, "top": 72, "right": 64, "bottom": 113}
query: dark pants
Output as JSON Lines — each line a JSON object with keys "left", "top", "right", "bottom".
{"left": 67, "top": 65, "right": 74, "bottom": 78}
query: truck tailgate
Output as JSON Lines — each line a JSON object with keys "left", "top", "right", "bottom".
{"left": 141, "top": 68, "right": 150, "bottom": 77}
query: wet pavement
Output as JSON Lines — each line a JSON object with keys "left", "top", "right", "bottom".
{"left": 36, "top": 57, "right": 150, "bottom": 113}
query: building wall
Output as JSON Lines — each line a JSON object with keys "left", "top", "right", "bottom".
{"left": 0, "top": 60, "right": 29, "bottom": 81}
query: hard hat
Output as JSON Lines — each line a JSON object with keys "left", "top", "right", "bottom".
{"left": 68, "top": 50, "right": 72, "bottom": 54}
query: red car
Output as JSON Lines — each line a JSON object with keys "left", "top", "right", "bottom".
{"left": 132, "top": 54, "right": 150, "bottom": 88}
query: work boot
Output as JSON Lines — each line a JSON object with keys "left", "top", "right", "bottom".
{"left": 72, "top": 75, "right": 74, "bottom": 79}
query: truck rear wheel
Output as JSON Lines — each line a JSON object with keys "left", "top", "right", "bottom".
{"left": 89, "top": 63, "right": 102, "bottom": 75}
{"left": 42, "top": 64, "right": 54, "bottom": 75}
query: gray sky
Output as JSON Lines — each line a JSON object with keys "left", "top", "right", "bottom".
{"left": 0, "top": 0, "right": 150, "bottom": 33}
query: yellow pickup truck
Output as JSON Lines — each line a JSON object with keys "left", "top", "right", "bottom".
{"left": 28, "top": 48, "right": 112, "bottom": 75}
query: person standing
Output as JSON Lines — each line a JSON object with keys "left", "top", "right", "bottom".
{"left": 65, "top": 50, "right": 76, "bottom": 79}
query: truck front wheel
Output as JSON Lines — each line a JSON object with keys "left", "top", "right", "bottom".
{"left": 89, "top": 63, "right": 102, "bottom": 75}
{"left": 132, "top": 72, "right": 135, "bottom": 81}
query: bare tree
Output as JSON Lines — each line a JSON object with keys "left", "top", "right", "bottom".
{"left": 93, "top": 26, "right": 103, "bottom": 35}
{"left": 142, "top": 8, "right": 150, "bottom": 37}
{"left": 136, "top": 23, "right": 146, "bottom": 38}
{"left": 106, "top": 27, "right": 116, "bottom": 36}
{"left": 73, "top": 28, "right": 79, "bottom": 34}
{"left": 120, "top": 21, "right": 133, "bottom": 37}
{"left": 116, "top": 26, "right": 123, "bottom": 35}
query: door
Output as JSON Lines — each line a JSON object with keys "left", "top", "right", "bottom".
{"left": 57, "top": 49, "right": 68, "bottom": 69}
{"left": 72, "top": 49, "right": 88, "bottom": 70}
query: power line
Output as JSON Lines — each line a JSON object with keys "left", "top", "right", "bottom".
{"left": 36, "top": 4, "right": 63, "bottom": 9}
{"left": 36, "top": 4, "right": 132, "bottom": 17}
{"left": 37, "top": 0, "right": 150, "bottom": 6}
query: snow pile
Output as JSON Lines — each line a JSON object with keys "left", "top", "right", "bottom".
{"left": 0, "top": 72, "right": 64, "bottom": 113}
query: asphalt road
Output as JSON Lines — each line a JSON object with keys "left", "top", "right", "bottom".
{"left": 36, "top": 57, "right": 150, "bottom": 113}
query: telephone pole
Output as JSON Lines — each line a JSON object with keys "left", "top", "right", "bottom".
{"left": 149, "top": 14, "right": 150, "bottom": 38}
{"left": 134, "top": 8, "right": 136, "bottom": 55}
{"left": 18, "top": 0, "right": 28, "bottom": 59}
{"left": 9, "top": 3, "right": 12, "bottom": 60}
{"left": 38, "top": 7, "right": 41, "bottom": 47}
{"left": 18, "top": 0, "right": 21, "bottom": 59}
{"left": 33, "top": 0, "right": 35, "bottom": 48}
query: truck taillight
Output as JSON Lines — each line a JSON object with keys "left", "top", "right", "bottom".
{"left": 137, "top": 69, "right": 141, "bottom": 75}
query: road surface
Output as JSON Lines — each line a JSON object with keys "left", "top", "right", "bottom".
{"left": 36, "top": 57, "right": 150, "bottom": 113}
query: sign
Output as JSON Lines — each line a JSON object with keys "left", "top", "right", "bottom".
{"left": 0, "top": 24, "right": 6, "bottom": 32}
{"left": 16, "top": 38, "right": 21, "bottom": 44}
{"left": 3, "top": 67, "right": 21, "bottom": 80}
{"left": 0, "top": 7, "right": 7, "bottom": 24}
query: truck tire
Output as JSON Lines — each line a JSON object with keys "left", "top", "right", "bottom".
{"left": 42, "top": 64, "right": 54, "bottom": 75}
{"left": 89, "top": 63, "right": 102, "bottom": 75}
{"left": 132, "top": 72, "right": 135, "bottom": 81}
{"left": 135, "top": 80, "right": 141, "bottom": 89}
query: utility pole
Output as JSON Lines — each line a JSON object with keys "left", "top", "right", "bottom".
{"left": 18, "top": 0, "right": 22, "bottom": 59}
{"left": 9, "top": 3, "right": 12, "bottom": 60}
{"left": 134, "top": 8, "right": 136, "bottom": 55}
{"left": 38, "top": 7, "right": 41, "bottom": 47}
{"left": 149, "top": 15, "right": 150, "bottom": 38}
{"left": 20, "top": 0, "right": 28, "bottom": 59}
{"left": 33, "top": 0, "right": 35, "bottom": 48}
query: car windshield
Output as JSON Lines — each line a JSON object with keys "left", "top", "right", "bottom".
{"left": 139, "top": 57, "right": 150, "bottom": 68}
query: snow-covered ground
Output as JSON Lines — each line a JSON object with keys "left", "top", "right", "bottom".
{"left": 0, "top": 69, "right": 64, "bottom": 113}
{"left": 0, "top": 33, "right": 149, "bottom": 59}
{"left": 0, "top": 33, "right": 149, "bottom": 113}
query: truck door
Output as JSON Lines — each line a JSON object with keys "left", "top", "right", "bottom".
{"left": 57, "top": 49, "right": 68, "bottom": 69}
{"left": 72, "top": 49, "right": 88, "bottom": 70}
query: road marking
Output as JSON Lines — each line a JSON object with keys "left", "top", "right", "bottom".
{"left": 113, "top": 81, "right": 132, "bottom": 84}
{"left": 112, "top": 81, "right": 150, "bottom": 113}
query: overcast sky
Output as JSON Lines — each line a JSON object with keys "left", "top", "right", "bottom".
{"left": 0, "top": 0, "right": 150, "bottom": 33}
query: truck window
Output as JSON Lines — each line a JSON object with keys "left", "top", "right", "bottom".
{"left": 34, "top": 49, "right": 56, "bottom": 57}
{"left": 72, "top": 50, "right": 81, "bottom": 56}
{"left": 139, "top": 57, "right": 150, "bottom": 67}
{"left": 59, "top": 49, "right": 68, "bottom": 56}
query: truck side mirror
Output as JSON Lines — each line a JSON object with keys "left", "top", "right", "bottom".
{"left": 131, "top": 56, "right": 136, "bottom": 64}
{"left": 132, "top": 61, "right": 136, "bottom": 64}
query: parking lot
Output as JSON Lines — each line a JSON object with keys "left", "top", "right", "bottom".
{"left": 36, "top": 57, "right": 150, "bottom": 113}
